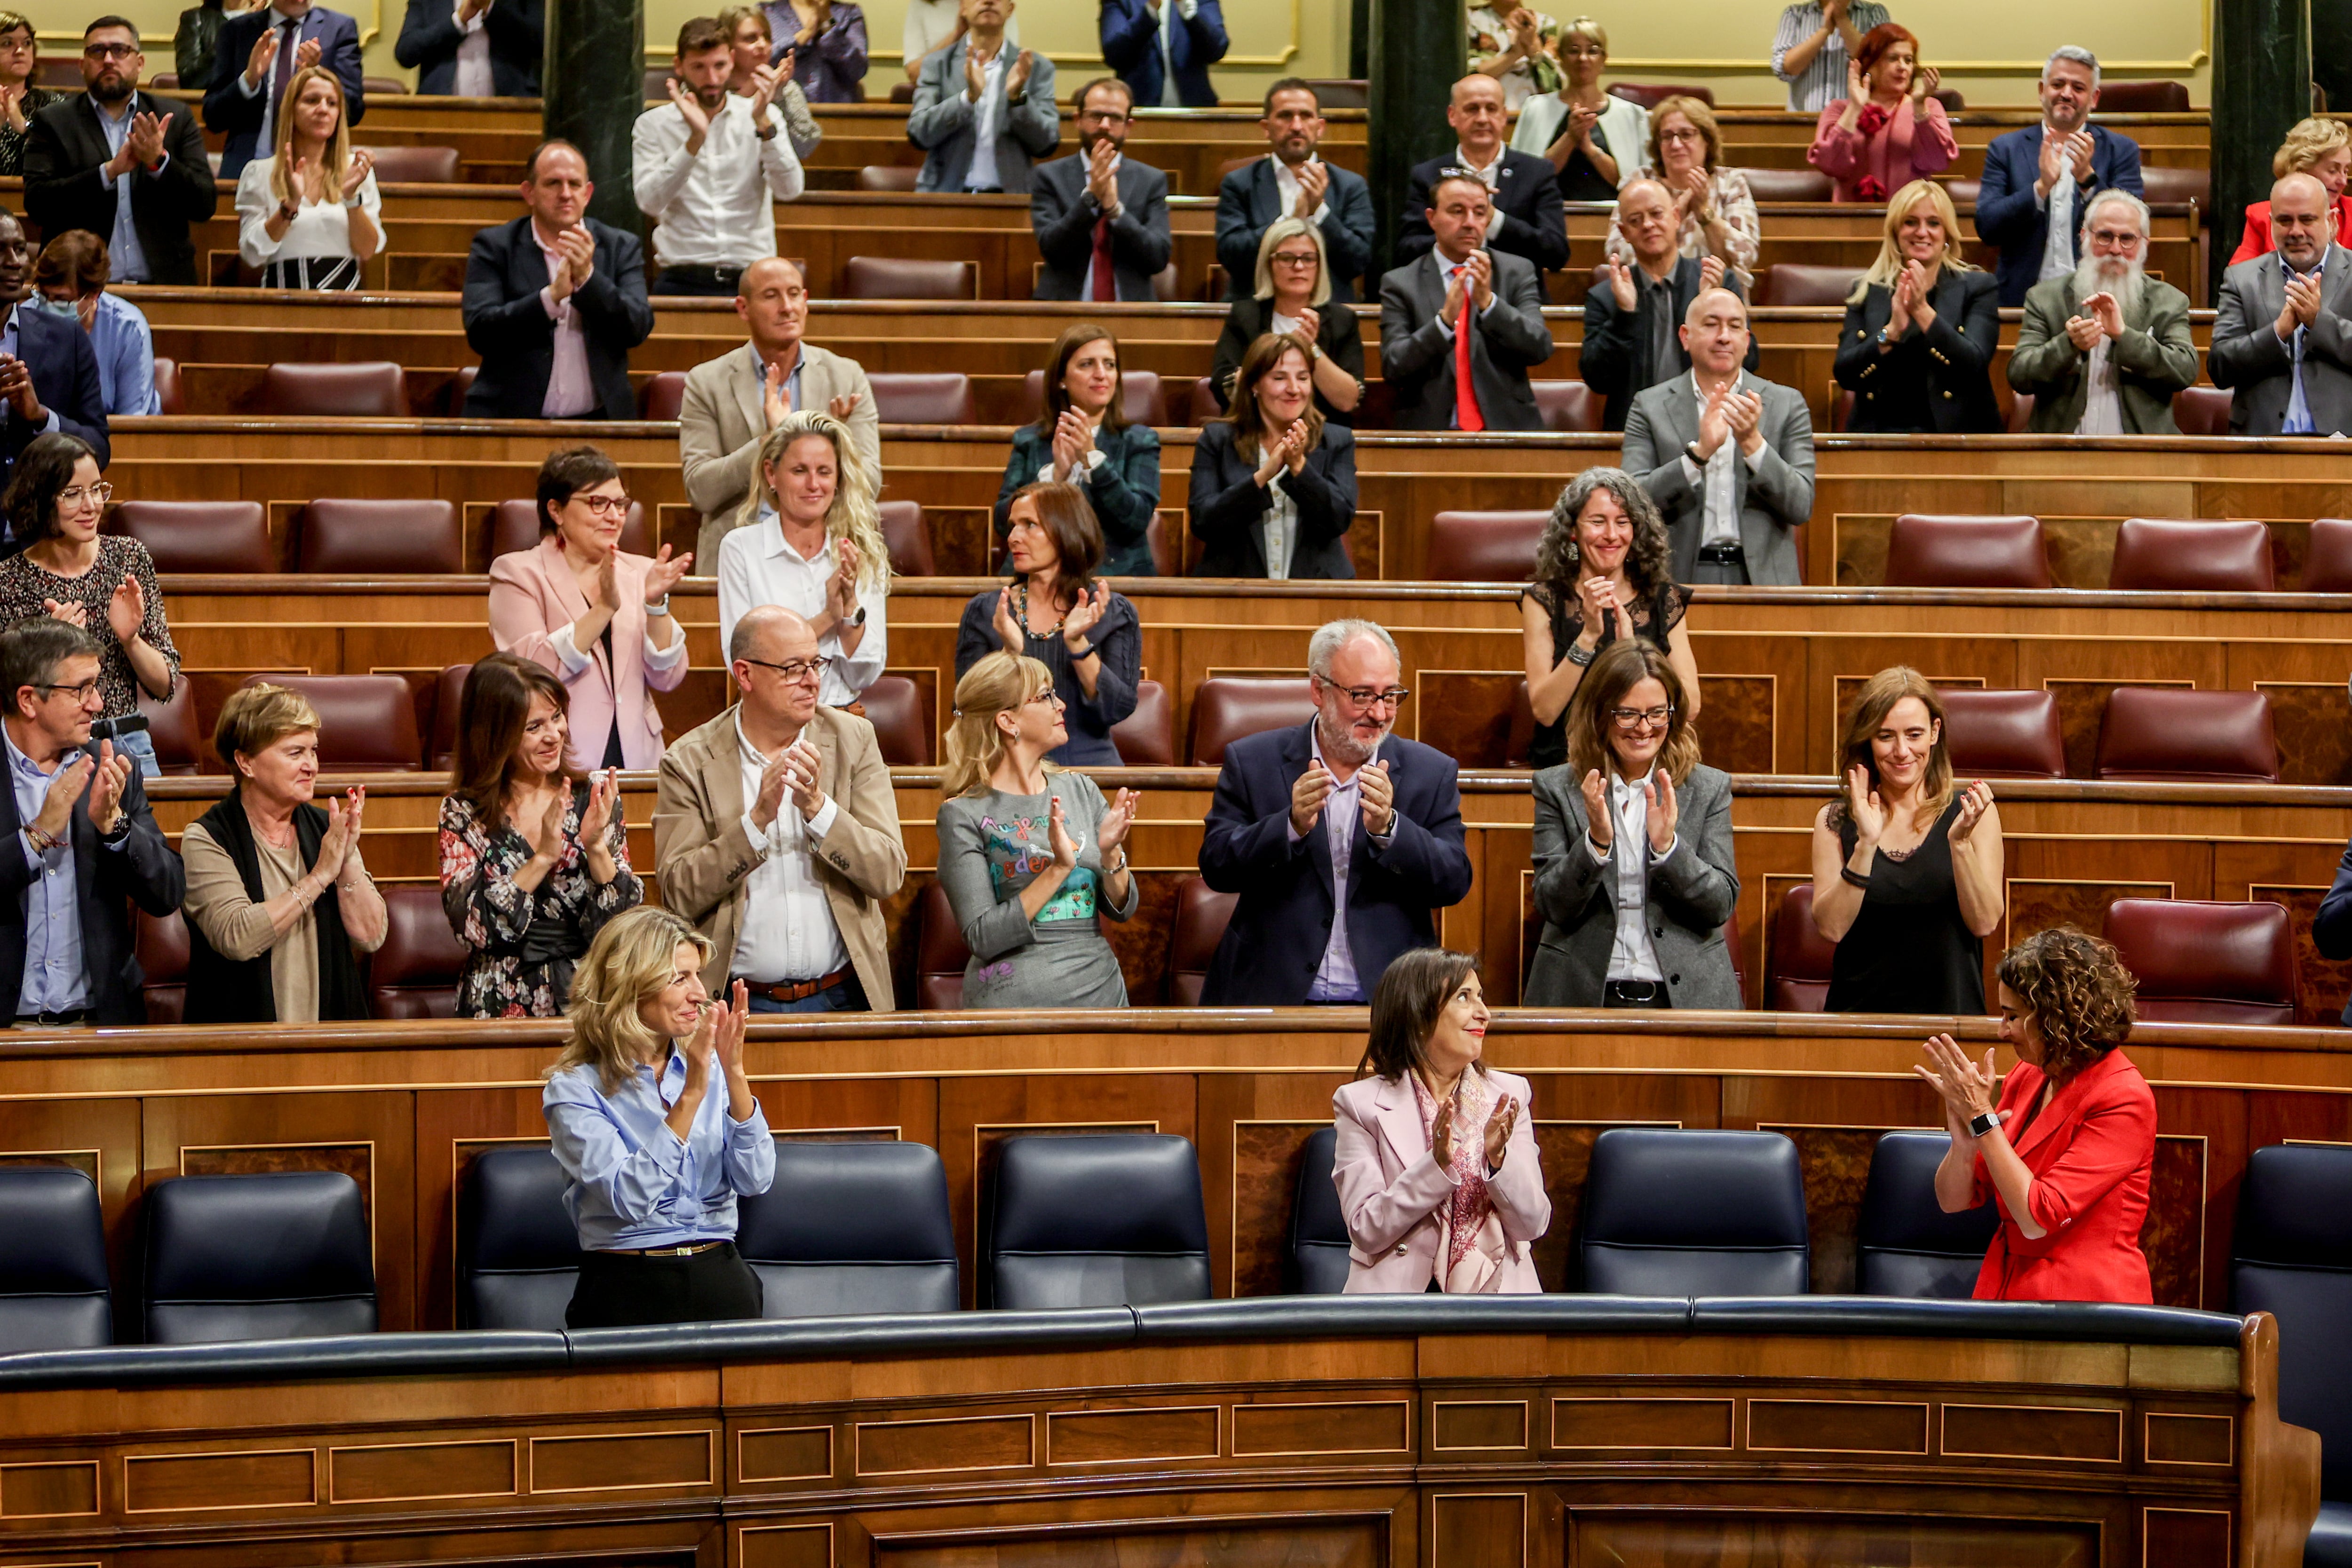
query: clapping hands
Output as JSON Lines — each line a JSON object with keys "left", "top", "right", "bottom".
{"left": 1060, "top": 581, "right": 1111, "bottom": 653}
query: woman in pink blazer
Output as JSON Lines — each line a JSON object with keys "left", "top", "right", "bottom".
{"left": 489, "top": 446, "right": 697, "bottom": 771}
{"left": 1331, "top": 949, "right": 1551, "bottom": 1293}
{"left": 1807, "top": 24, "right": 1957, "bottom": 203}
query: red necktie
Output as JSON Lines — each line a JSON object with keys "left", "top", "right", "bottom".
{"left": 1090, "top": 215, "right": 1116, "bottom": 302}
{"left": 1454, "top": 274, "right": 1485, "bottom": 433}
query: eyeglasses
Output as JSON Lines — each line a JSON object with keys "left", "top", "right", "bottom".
{"left": 569, "top": 493, "right": 634, "bottom": 517}
{"left": 2086, "top": 227, "right": 2144, "bottom": 247}
{"left": 1024, "top": 688, "right": 1065, "bottom": 708}
{"left": 1077, "top": 109, "right": 1129, "bottom": 125}
{"left": 1328, "top": 685, "right": 1410, "bottom": 712}
{"left": 1609, "top": 705, "right": 1677, "bottom": 732}
{"left": 81, "top": 42, "right": 137, "bottom": 59}
{"left": 58, "top": 483, "right": 112, "bottom": 508}
{"left": 1271, "top": 251, "right": 1320, "bottom": 268}
{"left": 741, "top": 656, "right": 829, "bottom": 684}
{"left": 34, "top": 679, "right": 100, "bottom": 702}
{"left": 1658, "top": 127, "right": 1704, "bottom": 144}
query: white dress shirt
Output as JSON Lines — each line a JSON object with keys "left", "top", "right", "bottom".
{"left": 1286, "top": 726, "right": 1389, "bottom": 1002}
{"left": 1453, "top": 143, "right": 1514, "bottom": 242}
{"left": 1155, "top": 0, "right": 1200, "bottom": 105}
{"left": 729, "top": 711, "right": 849, "bottom": 984}
{"left": 2038, "top": 147, "right": 2078, "bottom": 285}
{"left": 545, "top": 613, "right": 689, "bottom": 680}
{"left": 451, "top": 0, "right": 494, "bottom": 95}
{"left": 965, "top": 43, "right": 1010, "bottom": 191}
{"left": 236, "top": 9, "right": 309, "bottom": 153}
{"left": 530, "top": 220, "right": 595, "bottom": 418}
{"left": 1260, "top": 470, "right": 1298, "bottom": 581}
{"left": 714, "top": 517, "right": 889, "bottom": 708}
{"left": 1677, "top": 373, "right": 1767, "bottom": 548}
{"left": 1586, "top": 772, "right": 1677, "bottom": 982}
{"left": 1270, "top": 154, "right": 1329, "bottom": 224}
{"left": 235, "top": 157, "right": 382, "bottom": 266}
{"left": 632, "top": 92, "right": 806, "bottom": 268}
{"left": 2078, "top": 334, "right": 2124, "bottom": 436}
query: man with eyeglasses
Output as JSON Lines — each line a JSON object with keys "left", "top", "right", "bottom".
{"left": 1581, "top": 178, "right": 1755, "bottom": 431}
{"left": 1975, "top": 48, "right": 2142, "bottom": 308}
{"left": 2009, "top": 189, "right": 2196, "bottom": 435}
{"left": 22, "top": 17, "right": 218, "bottom": 287}
{"left": 1030, "top": 77, "right": 1168, "bottom": 302}
{"left": 1199, "top": 618, "right": 1472, "bottom": 1006}
{"left": 2210, "top": 171, "right": 2352, "bottom": 436}
{"left": 1215, "top": 78, "right": 1374, "bottom": 304}
{"left": 202, "top": 0, "right": 365, "bottom": 180}
{"left": 655, "top": 605, "right": 906, "bottom": 1014}
{"left": 0, "top": 617, "right": 181, "bottom": 1027}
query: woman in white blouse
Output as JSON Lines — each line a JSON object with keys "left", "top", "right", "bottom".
{"left": 234, "top": 65, "right": 380, "bottom": 291}
{"left": 715, "top": 410, "right": 891, "bottom": 711}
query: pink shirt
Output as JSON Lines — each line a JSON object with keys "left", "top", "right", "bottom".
{"left": 532, "top": 221, "right": 595, "bottom": 418}
{"left": 1806, "top": 96, "right": 1957, "bottom": 203}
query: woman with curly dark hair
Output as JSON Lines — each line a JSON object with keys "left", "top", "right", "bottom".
{"left": 1913, "top": 925, "right": 2155, "bottom": 1302}
{"left": 1518, "top": 467, "right": 1698, "bottom": 770}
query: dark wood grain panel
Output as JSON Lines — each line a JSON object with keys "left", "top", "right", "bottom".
{"left": 1430, "top": 1492, "right": 1525, "bottom": 1568}
{"left": 1693, "top": 674, "right": 1779, "bottom": 777}
{"left": 1552, "top": 1399, "right": 1734, "bottom": 1451}
{"left": 1230, "top": 1118, "right": 1332, "bottom": 1300}
{"left": 124, "top": 1449, "right": 316, "bottom": 1512}
{"left": 2257, "top": 682, "right": 2352, "bottom": 788}
{"left": 2147, "top": 1412, "right": 2236, "bottom": 1467}
{"left": 2254, "top": 885, "right": 2352, "bottom": 1027}
{"left": 740, "top": 1521, "right": 834, "bottom": 1568}
{"left": 1231, "top": 1400, "right": 1411, "bottom": 1457}
{"left": 1572, "top": 1514, "right": 2101, "bottom": 1567}
{"left": 738, "top": 1426, "right": 834, "bottom": 1482}
{"left": 1748, "top": 1400, "right": 1929, "bottom": 1455}
{"left": 1942, "top": 1404, "right": 2122, "bottom": 1463}
{"left": 857, "top": 1414, "right": 1034, "bottom": 1476}
{"left": 1045, "top": 1406, "right": 1219, "bottom": 1465}
{"left": 870, "top": 1519, "right": 1385, "bottom": 1567}
{"left": 528, "top": 1431, "right": 712, "bottom": 1493}
{"left": 328, "top": 1440, "right": 516, "bottom": 1503}
{"left": 2145, "top": 1134, "right": 2212, "bottom": 1310}
{"left": 1430, "top": 1401, "right": 1529, "bottom": 1452}
{"left": 0, "top": 1461, "right": 97, "bottom": 1517}
{"left": 2142, "top": 1506, "right": 2233, "bottom": 1567}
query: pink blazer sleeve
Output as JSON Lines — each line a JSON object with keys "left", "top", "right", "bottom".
{"left": 1484, "top": 1075, "right": 1552, "bottom": 1245}
{"left": 1908, "top": 98, "right": 1957, "bottom": 177}
{"left": 1331, "top": 1081, "right": 1456, "bottom": 1258}
{"left": 487, "top": 550, "right": 566, "bottom": 675}
{"left": 1807, "top": 103, "right": 1860, "bottom": 176}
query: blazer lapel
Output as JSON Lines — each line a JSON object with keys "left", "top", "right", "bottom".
{"left": 2007, "top": 1059, "right": 2079, "bottom": 1162}
{"left": 733, "top": 343, "right": 767, "bottom": 436}
{"left": 703, "top": 708, "right": 749, "bottom": 831}
{"left": 1283, "top": 723, "right": 1337, "bottom": 901}
{"left": 537, "top": 536, "right": 609, "bottom": 681}
{"left": 1370, "top": 1075, "right": 1429, "bottom": 1169}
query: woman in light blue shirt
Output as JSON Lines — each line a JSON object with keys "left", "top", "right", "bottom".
{"left": 33, "top": 232, "right": 159, "bottom": 417}
{"left": 542, "top": 906, "right": 774, "bottom": 1329}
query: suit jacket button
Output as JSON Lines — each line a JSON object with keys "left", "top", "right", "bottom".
{"left": 1943, "top": 390, "right": 1954, "bottom": 398}
{"left": 1670, "top": 974, "right": 1681, "bottom": 984}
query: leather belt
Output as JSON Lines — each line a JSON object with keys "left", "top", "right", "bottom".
{"left": 1695, "top": 542, "right": 1746, "bottom": 564}
{"left": 599, "top": 1241, "right": 726, "bottom": 1257}
{"left": 741, "top": 966, "right": 854, "bottom": 1004}
{"left": 1604, "top": 979, "right": 1667, "bottom": 1006}
{"left": 659, "top": 263, "right": 746, "bottom": 287}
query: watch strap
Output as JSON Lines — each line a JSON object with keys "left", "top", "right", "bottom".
{"left": 1967, "top": 1109, "right": 2001, "bottom": 1138}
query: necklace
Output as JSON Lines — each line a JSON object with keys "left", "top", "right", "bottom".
{"left": 1014, "top": 580, "right": 1064, "bottom": 639}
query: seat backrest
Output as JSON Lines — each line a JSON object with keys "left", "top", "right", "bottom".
{"left": 866, "top": 371, "right": 976, "bottom": 426}
{"left": 1767, "top": 882, "right": 1838, "bottom": 1012}
{"left": 1530, "top": 380, "right": 1602, "bottom": 433}
{"left": 2138, "top": 165, "right": 2210, "bottom": 207}
{"left": 365, "top": 143, "right": 461, "bottom": 183}
{"left": 1883, "top": 514, "right": 2052, "bottom": 589}
{"left": 1168, "top": 874, "right": 1239, "bottom": 1006}
{"left": 860, "top": 674, "right": 931, "bottom": 767}
{"left": 914, "top": 879, "right": 968, "bottom": 1010}
{"left": 2304, "top": 517, "right": 2352, "bottom": 592}
{"left": 984, "top": 1133, "right": 1210, "bottom": 1309}
{"left": 1299, "top": 77, "right": 1367, "bottom": 109}
{"left": 143, "top": 1171, "right": 377, "bottom": 1344}
{"left": 1936, "top": 689, "right": 2066, "bottom": 779}
{"left": 877, "top": 499, "right": 937, "bottom": 576}
{"left": 370, "top": 883, "right": 469, "bottom": 1019}
{"left": 1943, "top": 177, "right": 1982, "bottom": 207}
{"left": 152, "top": 355, "right": 183, "bottom": 414}
{"left": 136, "top": 907, "right": 189, "bottom": 1022}
{"left": 1854, "top": 1130, "right": 1999, "bottom": 1298}
{"left": 737, "top": 1141, "right": 959, "bottom": 1317}
{"left": 1751, "top": 263, "right": 1862, "bottom": 307}
{"left": 244, "top": 673, "right": 424, "bottom": 772}
{"left": 637, "top": 370, "right": 687, "bottom": 422}
{"left": 427, "top": 662, "right": 470, "bottom": 771}
{"left": 1188, "top": 677, "right": 1316, "bottom": 765}
{"left": 2094, "top": 80, "right": 2190, "bottom": 112}
{"left": 1739, "top": 166, "right": 1834, "bottom": 202}
{"left": 840, "top": 256, "right": 974, "bottom": 300}
{"left": 1426, "top": 509, "right": 1549, "bottom": 583}
{"left": 2094, "top": 687, "right": 2278, "bottom": 783}
{"left": 2104, "top": 898, "right": 2297, "bottom": 1026}
{"left": 2108, "top": 517, "right": 2276, "bottom": 591}
{"left": 1111, "top": 678, "right": 1174, "bottom": 766}
{"left": 1608, "top": 82, "right": 1714, "bottom": 108}
{"left": 260, "top": 361, "right": 408, "bottom": 417}
{"left": 1578, "top": 1128, "right": 1810, "bottom": 1296}
{"left": 457, "top": 1145, "right": 583, "bottom": 1329}
{"left": 107, "top": 500, "right": 274, "bottom": 574}
{"left": 297, "top": 498, "right": 462, "bottom": 575}
{"left": 1186, "top": 374, "right": 1222, "bottom": 427}
{"left": 138, "top": 675, "right": 202, "bottom": 775}
{"left": 857, "top": 163, "right": 922, "bottom": 191}
{"left": 2231, "top": 1143, "right": 2352, "bottom": 1497}
{"left": 1286, "top": 1124, "right": 1350, "bottom": 1293}
{"left": 0, "top": 1165, "right": 111, "bottom": 1353}
{"left": 489, "top": 499, "right": 650, "bottom": 561}
{"left": 1020, "top": 368, "right": 1167, "bottom": 428}
{"left": 2172, "top": 384, "right": 2231, "bottom": 436}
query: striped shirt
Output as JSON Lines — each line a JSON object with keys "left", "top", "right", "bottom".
{"left": 1770, "top": 0, "right": 1892, "bottom": 112}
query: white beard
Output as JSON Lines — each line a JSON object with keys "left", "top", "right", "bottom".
{"left": 2071, "top": 253, "right": 2145, "bottom": 319}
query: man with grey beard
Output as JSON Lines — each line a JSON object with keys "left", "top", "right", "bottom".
{"left": 2008, "top": 187, "right": 2197, "bottom": 435}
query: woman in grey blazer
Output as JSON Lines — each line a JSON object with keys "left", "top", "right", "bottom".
{"left": 1526, "top": 639, "right": 1740, "bottom": 1009}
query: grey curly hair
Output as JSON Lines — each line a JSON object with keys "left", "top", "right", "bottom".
{"left": 1531, "top": 467, "right": 1675, "bottom": 600}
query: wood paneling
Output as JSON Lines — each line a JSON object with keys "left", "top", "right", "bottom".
{"left": 122, "top": 1448, "right": 316, "bottom": 1512}
{"left": 1231, "top": 1400, "right": 1412, "bottom": 1457}
{"left": 1747, "top": 1399, "right": 1930, "bottom": 1455}
{"left": 328, "top": 1439, "right": 517, "bottom": 1503}
{"left": 1552, "top": 1398, "right": 1734, "bottom": 1450}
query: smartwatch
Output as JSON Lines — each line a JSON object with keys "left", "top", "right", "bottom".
{"left": 1967, "top": 1110, "right": 2002, "bottom": 1138}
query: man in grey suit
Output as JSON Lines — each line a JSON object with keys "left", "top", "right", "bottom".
{"left": 2009, "top": 188, "right": 2198, "bottom": 435}
{"left": 679, "top": 258, "right": 880, "bottom": 570}
{"left": 2209, "top": 172, "right": 2352, "bottom": 436}
{"left": 1621, "top": 287, "right": 1815, "bottom": 586}
{"left": 908, "top": 0, "right": 1057, "bottom": 195}
{"left": 1030, "top": 77, "right": 1170, "bottom": 301}
{"left": 1377, "top": 170, "right": 1554, "bottom": 432}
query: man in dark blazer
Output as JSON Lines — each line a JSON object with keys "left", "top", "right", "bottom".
{"left": 1097, "top": 0, "right": 1224, "bottom": 107}
{"left": 0, "top": 620, "right": 182, "bottom": 1027}
{"left": 0, "top": 212, "right": 110, "bottom": 496}
{"left": 2209, "top": 173, "right": 2352, "bottom": 436}
{"left": 1974, "top": 46, "right": 2142, "bottom": 306}
{"left": 461, "top": 142, "right": 654, "bottom": 421}
{"left": 204, "top": 0, "right": 366, "bottom": 180}
{"left": 907, "top": 0, "right": 1058, "bottom": 195}
{"left": 1030, "top": 77, "right": 1170, "bottom": 302}
{"left": 1198, "top": 620, "right": 1471, "bottom": 1006}
{"left": 395, "top": 0, "right": 543, "bottom": 96}
{"left": 23, "top": 17, "right": 218, "bottom": 287}
{"left": 1379, "top": 170, "right": 1554, "bottom": 432}
{"left": 2316, "top": 827, "right": 2352, "bottom": 1025}
{"left": 1395, "top": 74, "right": 1567, "bottom": 276}
{"left": 1215, "top": 79, "right": 1375, "bottom": 303}
{"left": 1581, "top": 178, "right": 1754, "bottom": 430}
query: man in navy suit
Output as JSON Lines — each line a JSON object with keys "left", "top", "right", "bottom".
{"left": 1975, "top": 46, "right": 2143, "bottom": 306}
{"left": 1215, "top": 79, "right": 1375, "bottom": 303}
{"left": 203, "top": 0, "right": 366, "bottom": 180}
{"left": 1198, "top": 620, "right": 1473, "bottom": 1006}
{"left": 1098, "top": 0, "right": 1224, "bottom": 108}
{"left": 1396, "top": 74, "right": 1567, "bottom": 277}
{"left": 0, "top": 211, "right": 109, "bottom": 503}
{"left": 395, "top": 0, "right": 543, "bottom": 96}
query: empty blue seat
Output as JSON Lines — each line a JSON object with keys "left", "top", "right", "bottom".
{"left": 1578, "top": 1129, "right": 1810, "bottom": 1297}
{"left": 459, "top": 1146, "right": 584, "bottom": 1330}
{"left": 1855, "top": 1130, "right": 1999, "bottom": 1298}
{"left": 983, "top": 1134, "right": 1210, "bottom": 1309}
{"left": 1287, "top": 1125, "right": 1350, "bottom": 1294}
{"left": 143, "top": 1171, "right": 376, "bottom": 1344}
{"left": 738, "top": 1141, "right": 959, "bottom": 1317}
{"left": 0, "top": 1165, "right": 111, "bottom": 1352}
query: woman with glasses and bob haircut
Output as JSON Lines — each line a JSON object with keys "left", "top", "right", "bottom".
{"left": 1332, "top": 947, "right": 1550, "bottom": 1292}
{"left": 1208, "top": 219, "right": 1365, "bottom": 422}
{"left": 933, "top": 649, "right": 1138, "bottom": 1009}
{"left": 1811, "top": 666, "right": 2002, "bottom": 1014}
{"left": 491, "top": 444, "right": 696, "bottom": 772}
{"left": 1526, "top": 638, "right": 1737, "bottom": 1009}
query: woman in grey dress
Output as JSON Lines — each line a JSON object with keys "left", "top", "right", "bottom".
{"left": 935, "top": 650, "right": 1140, "bottom": 1008}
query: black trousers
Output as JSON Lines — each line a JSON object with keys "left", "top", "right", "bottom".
{"left": 565, "top": 1242, "right": 764, "bottom": 1329}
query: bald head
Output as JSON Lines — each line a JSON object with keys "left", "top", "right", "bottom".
{"left": 731, "top": 605, "right": 822, "bottom": 732}
{"left": 1615, "top": 178, "right": 1677, "bottom": 266}
{"left": 735, "top": 255, "right": 811, "bottom": 356}
{"left": 731, "top": 604, "right": 814, "bottom": 666}
{"left": 1446, "top": 74, "right": 1507, "bottom": 162}
{"left": 1680, "top": 287, "right": 1751, "bottom": 378}
{"left": 2272, "top": 171, "right": 2332, "bottom": 267}
{"left": 1684, "top": 286, "right": 1746, "bottom": 329}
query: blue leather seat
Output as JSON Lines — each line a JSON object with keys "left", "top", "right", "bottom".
{"left": 1855, "top": 1130, "right": 1999, "bottom": 1298}
{"left": 1287, "top": 1125, "right": 1350, "bottom": 1294}
{"left": 2231, "top": 1144, "right": 2352, "bottom": 1567}
{"left": 1578, "top": 1129, "right": 1810, "bottom": 1297}
{"left": 983, "top": 1135, "right": 1210, "bottom": 1309}
{"left": 0, "top": 1165, "right": 111, "bottom": 1352}
{"left": 142, "top": 1172, "right": 377, "bottom": 1344}
{"left": 737, "top": 1141, "right": 959, "bottom": 1317}
{"left": 458, "top": 1146, "right": 583, "bottom": 1330}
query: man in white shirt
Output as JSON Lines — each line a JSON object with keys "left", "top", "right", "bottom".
{"left": 1213, "top": 78, "right": 1375, "bottom": 302}
{"left": 656, "top": 605, "right": 906, "bottom": 1014}
{"left": 634, "top": 15, "right": 805, "bottom": 297}
{"left": 908, "top": 0, "right": 1058, "bottom": 195}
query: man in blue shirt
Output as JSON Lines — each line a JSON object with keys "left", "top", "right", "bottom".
{"left": 0, "top": 215, "right": 109, "bottom": 502}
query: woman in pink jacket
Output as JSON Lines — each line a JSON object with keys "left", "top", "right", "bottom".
{"left": 1807, "top": 24, "right": 1956, "bottom": 203}
{"left": 1331, "top": 949, "right": 1551, "bottom": 1293}
{"left": 489, "top": 446, "right": 697, "bottom": 771}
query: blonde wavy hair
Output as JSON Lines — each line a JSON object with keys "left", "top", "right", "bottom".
{"left": 268, "top": 66, "right": 356, "bottom": 208}
{"left": 755, "top": 411, "right": 890, "bottom": 594}
{"left": 1996, "top": 926, "right": 2137, "bottom": 1084}
{"left": 1851, "top": 178, "right": 1981, "bottom": 301}
{"left": 942, "top": 651, "right": 1059, "bottom": 798}
{"left": 2275, "top": 116, "right": 2351, "bottom": 179}
{"left": 549, "top": 907, "right": 713, "bottom": 1096}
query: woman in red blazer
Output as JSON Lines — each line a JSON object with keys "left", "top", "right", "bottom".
{"left": 1915, "top": 926, "right": 2155, "bottom": 1303}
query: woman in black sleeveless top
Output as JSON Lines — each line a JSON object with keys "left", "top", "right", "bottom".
{"left": 1518, "top": 468, "right": 1699, "bottom": 770}
{"left": 1810, "top": 667, "right": 2004, "bottom": 1013}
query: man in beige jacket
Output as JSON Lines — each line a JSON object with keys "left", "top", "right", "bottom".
{"left": 654, "top": 605, "right": 905, "bottom": 1011}
{"left": 678, "top": 256, "right": 882, "bottom": 570}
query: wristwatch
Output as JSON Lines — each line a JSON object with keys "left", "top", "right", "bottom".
{"left": 1967, "top": 1109, "right": 2002, "bottom": 1138}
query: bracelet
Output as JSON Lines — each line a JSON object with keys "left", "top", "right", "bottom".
{"left": 1840, "top": 866, "right": 1871, "bottom": 891}
{"left": 276, "top": 201, "right": 298, "bottom": 223}
{"left": 24, "top": 824, "right": 58, "bottom": 854}
{"left": 1565, "top": 640, "right": 1598, "bottom": 668}
{"left": 645, "top": 595, "right": 670, "bottom": 618}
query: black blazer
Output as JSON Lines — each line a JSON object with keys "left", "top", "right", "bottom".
{"left": 1197, "top": 722, "right": 1472, "bottom": 1004}
{"left": 203, "top": 4, "right": 366, "bottom": 178}
{"left": 395, "top": 0, "right": 543, "bottom": 95}
{"left": 461, "top": 215, "right": 653, "bottom": 421}
{"left": 1396, "top": 150, "right": 1568, "bottom": 274}
{"left": 22, "top": 91, "right": 219, "bottom": 287}
{"left": 1188, "top": 420, "right": 1357, "bottom": 579}
{"left": 1208, "top": 295, "right": 1362, "bottom": 423}
{"left": 2, "top": 305, "right": 111, "bottom": 499}
{"left": 1029, "top": 152, "right": 1172, "bottom": 302}
{"left": 0, "top": 744, "right": 183, "bottom": 1024}
{"left": 1213, "top": 155, "right": 1375, "bottom": 304}
{"left": 1579, "top": 257, "right": 1757, "bottom": 431}
{"left": 1832, "top": 269, "right": 2003, "bottom": 434}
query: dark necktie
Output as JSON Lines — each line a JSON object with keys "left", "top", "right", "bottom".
{"left": 1090, "top": 212, "right": 1116, "bottom": 302}
{"left": 271, "top": 17, "right": 297, "bottom": 114}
